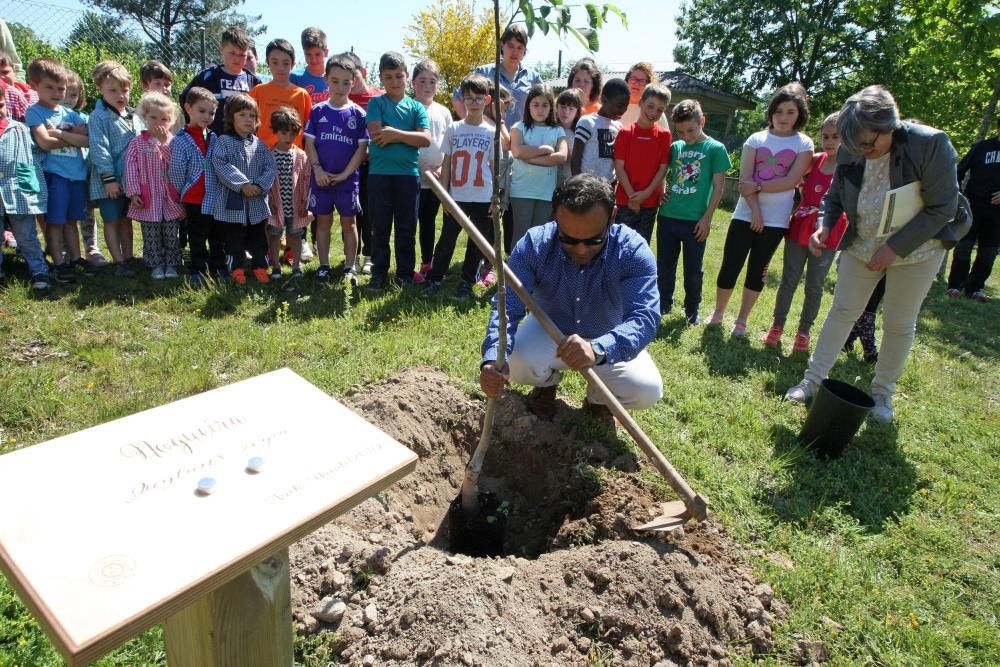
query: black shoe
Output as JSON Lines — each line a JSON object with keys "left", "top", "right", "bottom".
{"left": 366, "top": 274, "right": 387, "bottom": 292}
{"left": 686, "top": 312, "right": 700, "bottom": 326}
{"left": 316, "top": 265, "right": 331, "bottom": 282}
{"left": 31, "top": 273, "right": 51, "bottom": 290}
{"left": 189, "top": 271, "right": 206, "bottom": 288}
{"left": 114, "top": 262, "right": 136, "bottom": 278}
{"left": 54, "top": 263, "right": 77, "bottom": 283}
{"left": 420, "top": 280, "right": 442, "bottom": 299}
{"left": 451, "top": 280, "right": 474, "bottom": 301}
{"left": 343, "top": 267, "right": 358, "bottom": 288}
{"left": 73, "top": 258, "right": 97, "bottom": 277}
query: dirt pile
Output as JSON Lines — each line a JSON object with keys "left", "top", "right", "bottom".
{"left": 289, "top": 367, "right": 786, "bottom": 666}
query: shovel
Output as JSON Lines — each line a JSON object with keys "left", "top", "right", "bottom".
{"left": 426, "top": 174, "right": 709, "bottom": 531}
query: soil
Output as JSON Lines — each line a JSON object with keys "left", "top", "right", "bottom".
{"left": 289, "top": 367, "right": 787, "bottom": 666}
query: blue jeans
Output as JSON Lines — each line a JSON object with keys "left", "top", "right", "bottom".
{"left": 1, "top": 214, "right": 48, "bottom": 277}
{"left": 368, "top": 174, "right": 420, "bottom": 280}
{"left": 656, "top": 215, "right": 706, "bottom": 316}
{"left": 615, "top": 206, "right": 656, "bottom": 244}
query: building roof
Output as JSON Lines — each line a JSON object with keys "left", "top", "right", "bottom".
{"left": 544, "top": 69, "right": 756, "bottom": 111}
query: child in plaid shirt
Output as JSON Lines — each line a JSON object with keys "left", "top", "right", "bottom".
{"left": 125, "top": 92, "right": 184, "bottom": 279}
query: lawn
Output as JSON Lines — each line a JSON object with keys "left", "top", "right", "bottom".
{"left": 0, "top": 209, "right": 997, "bottom": 666}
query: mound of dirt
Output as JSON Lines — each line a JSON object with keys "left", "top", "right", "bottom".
{"left": 289, "top": 367, "right": 785, "bottom": 666}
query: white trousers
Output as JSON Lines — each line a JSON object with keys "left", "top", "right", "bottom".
{"left": 507, "top": 315, "right": 664, "bottom": 409}
{"left": 805, "top": 249, "right": 944, "bottom": 397}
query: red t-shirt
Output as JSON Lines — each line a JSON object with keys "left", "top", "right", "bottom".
{"left": 787, "top": 152, "right": 848, "bottom": 248}
{"left": 180, "top": 125, "right": 210, "bottom": 205}
{"left": 348, "top": 86, "right": 383, "bottom": 112}
{"left": 613, "top": 122, "right": 671, "bottom": 209}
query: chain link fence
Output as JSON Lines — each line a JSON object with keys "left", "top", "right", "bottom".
{"left": 1, "top": 0, "right": 220, "bottom": 107}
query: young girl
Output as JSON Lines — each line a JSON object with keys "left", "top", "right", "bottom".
{"left": 709, "top": 82, "right": 814, "bottom": 337}
{"left": 509, "top": 84, "right": 567, "bottom": 245}
{"left": 266, "top": 107, "right": 310, "bottom": 281}
{"left": 566, "top": 58, "right": 602, "bottom": 115}
{"left": 764, "top": 112, "right": 848, "bottom": 351}
{"left": 125, "top": 92, "right": 184, "bottom": 278}
{"left": 555, "top": 88, "right": 583, "bottom": 190}
{"left": 204, "top": 93, "right": 276, "bottom": 284}
{"left": 64, "top": 70, "right": 108, "bottom": 269}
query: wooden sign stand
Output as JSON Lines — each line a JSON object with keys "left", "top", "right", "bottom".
{"left": 164, "top": 549, "right": 292, "bottom": 666}
{"left": 0, "top": 369, "right": 418, "bottom": 667}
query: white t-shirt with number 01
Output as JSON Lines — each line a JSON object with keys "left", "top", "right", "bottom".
{"left": 732, "top": 130, "right": 815, "bottom": 229}
{"left": 444, "top": 120, "right": 496, "bottom": 204}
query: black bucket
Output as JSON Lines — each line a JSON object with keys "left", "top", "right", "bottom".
{"left": 798, "top": 379, "right": 874, "bottom": 459}
{"left": 447, "top": 492, "right": 509, "bottom": 557}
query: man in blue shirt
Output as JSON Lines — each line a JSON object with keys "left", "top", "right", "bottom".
{"left": 480, "top": 174, "right": 663, "bottom": 425}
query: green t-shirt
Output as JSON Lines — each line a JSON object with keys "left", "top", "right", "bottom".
{"left": 366, "top": 94, "right": 430, "bottom": 177}
{"left": 659, "top": 136, "right": 731, "bottom": 221}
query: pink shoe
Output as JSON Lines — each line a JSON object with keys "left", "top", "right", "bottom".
{"left": 2, "top": 230, "right": 15, "bottom": 249}
{"left": 476, "top": 268, "right": 497, "bottom": 288}
{"left": 412, "top": 271, "right": 426, "bottom": 284}
{"left": 762, "top": 325, "right": 783, "bottom": 347}
{"left": 420, "top": 261, "right": 433, "bottom": 274}
{"left": 792, "top": 331, "right": 810, "bottom": 353}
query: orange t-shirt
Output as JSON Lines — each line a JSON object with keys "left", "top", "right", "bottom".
{"left": 582, "top": 100, "right": 601, "bottom": 115}
{"left": 250, "top": 81, "right": 313, "bottom": 148}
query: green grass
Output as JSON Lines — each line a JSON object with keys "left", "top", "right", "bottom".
{"left": 0, "top": 210, "right": 997, "bottom": 666}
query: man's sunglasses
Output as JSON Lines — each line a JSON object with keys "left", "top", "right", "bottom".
{"left": 557, "top": 227, "right": 608, "bottom": 247}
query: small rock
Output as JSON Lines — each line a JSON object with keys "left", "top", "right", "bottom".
{"left": 320, "top": 557, "right": 337, "bottom": 572}
{"left": 341, "top": 544, "right": 355, "bottom": 559}
{"left": 383, "top": 643, "right": 411, "bottom": 660}
{"left": 310, "top": 598, "right": 347, "bottom": 624}
{"left": 361, "top": 654, "right": 376, "bottom": 666}
{"left": 350, "top": 592, "right": 363, "bottom": 604}
{"left": 399, "top": 606, "right": 418, "bottom": 628}
{"left": 820, "top": 616, "right": 844, "bottom": 631}
{"left": 446, "top": 554, "right": 468, "bottom": 566}
{"left": 300, "top": 616, "right": 318, "bottom": 634}
{"left": 754, "top": 583, "right": 774, "bottom": 608}
{"left": 794, "top": 639, "right": 830, "bottom": 664}
{"left": 313, "top": 543, "right": 326, "bottom": 556}
{"left": 575, "top": 637, "right": 592, "bottom": 653}
{"left": 368, "top": 532, "right": 382, "bottom": 544}
{"left": 593, "top": 568, "right": 613, "bottom": 586}
{"left": 550, "top": 636, "right": 571, "bottom": 654}
{"left": 578, "top": 607, "right": 595, "bottom": 623}
{"left": 367, "top": 547, "right": 392, "bottom": 574}
{"left": 767, "top": 552, "right": 794, "bottom": 570}
{"left": 461, "top": 652, "right": 474, "bottom": 666}
{"left": 363, "top": 603, "right": 379, "bottom": 626}
{"left": 497, "top": 567, "right": 516, "bottom": 583}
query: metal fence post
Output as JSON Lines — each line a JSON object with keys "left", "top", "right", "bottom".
{"left": 200, "top": 28, "right": 206, "bottom": 70}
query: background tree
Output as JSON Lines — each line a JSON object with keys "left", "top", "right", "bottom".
{"left": 66, "top": 11, "right": 145, "bottom": 56}
{"left": 81, "top": 0, "right": 264, "bottom": 68}
{"left": 403, "top": 0, "right": 500, "bottom": 107}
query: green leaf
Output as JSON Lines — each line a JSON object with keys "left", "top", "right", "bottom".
{"left": 585, "top": 3, "right": 602, "bottom": 28}
{"left": 523, "top": 2, "right": 536, "bottom": 36}
{"left": 539, "top": 20, "right": 550, "bottom": 35}
{"left": 604, "top": 3, "right": 628, "bottom": 28}
{"left": 538, "top": 5, "right": 551, "bottom": 18}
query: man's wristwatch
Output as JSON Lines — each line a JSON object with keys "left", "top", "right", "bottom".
{"left": 591, "top": 342, "right": 607, "bottom": 366}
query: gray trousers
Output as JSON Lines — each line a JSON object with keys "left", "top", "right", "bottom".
{"left": 772, "top": 241, "right": 836, "bottom": 333}
{"left": 510, "top": 197, "right": 552, "bottom": 248}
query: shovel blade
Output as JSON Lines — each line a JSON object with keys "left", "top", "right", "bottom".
{"left": 633, "top": 500, "right": 693, "bottom": 532}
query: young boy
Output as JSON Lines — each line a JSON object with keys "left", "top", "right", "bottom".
{"left": 25, "top": 57, "right": 89, "bottom": 283}
{"left": 63, "top": 69, "right": 108, "bottom": 267}
{"left": 249, "top": 39, "right": 312, "bottom": 149}
{"left": 421, "top": 72, "right": 494, "bottom": 301}
{"left": 0, "top": 52, "right": 37, "bottom": 106}
{"left": 266, "top": 107, "right": 310, "bottom": 280}
{"left": 0, "top": 52, "right": 28, "bottom": 122}
{"left": 572, "top": 78, "right": 629, "bottom": 182}
{"left": 88, "top": 60, "right": 138, "bottom": 276}
{"left": 413, "top": 59, "right": 451, "bottom": 274}
{"left": 140, "top": 60, "right": 173, "bottom": 96}
{"left": 290, "top": 27, "right": 329, "bottom": 105}
{"left": 168, "top": 86, "right": 222, "bottom": 286}
{"left": 0, "top": 82, "right": 50, "bottom": 290}
{"left": 343, "top": 50, "right": 383, "bottom": 273}
{"left": 657, "top": 99, "right": 731, "bottom": 325}
{"left": 364, "top": 51, "right": 430, "bottom": 290}
{"left": 613, "top": 82, "right": 672, "bottom": 244}
{"left": 304, "top": 55, "right": 369, "bottom": 284}
{"left": 179, "top": 26, "right": 261, "bottom": 135}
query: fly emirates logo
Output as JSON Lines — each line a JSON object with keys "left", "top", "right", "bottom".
{"left": 319, "top": 129, "right": 356, "bottom": 145}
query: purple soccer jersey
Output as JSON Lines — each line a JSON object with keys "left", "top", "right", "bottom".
{"left": 304, "top": 101, "right": 369, "bottom": 192}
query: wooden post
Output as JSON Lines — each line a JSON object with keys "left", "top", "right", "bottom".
{"left": 163, "top": 549, "right": 293, "bottom": 667}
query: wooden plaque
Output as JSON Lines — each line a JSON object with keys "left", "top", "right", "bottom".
{"left": 0, "top": 369, "right": 418, "bottom": 666}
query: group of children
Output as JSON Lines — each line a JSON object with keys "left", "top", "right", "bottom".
{"left": 0, "top": 20, "right": 873, "bottom": 351}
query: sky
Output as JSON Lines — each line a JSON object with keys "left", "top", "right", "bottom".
{"left": 41, "top": 0, "right": 684, "bottom": 74}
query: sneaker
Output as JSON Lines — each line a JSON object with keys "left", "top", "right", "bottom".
{"left": 54, "top": 263, "right": 76, "bottom": 284}
{"left": 366, "top": 274, "right": 387, "bottom": 292}
{"left": 270, "top": 267, "right": 282, "bottom": 281}
{"left": 871, "top": 394, "right": 894, "bottom": 423}
{"left": 452, "top": 280, "right": 474, "bottom": 301}
{"left": 784, "top": 379, "right": 817, "bottom": 404}
{"left": 113, "top": 262, "right": 136, "bottom": 278}
{"left": 969, "top": 291, "right": 989, "bottom": 302}
{"left": 282, "top": 248, "right": 294, "bottom": 265}
{"left": 361, "top": 257, "right": 373, "bottom": 275}
{"left": 708, "top": 310, "right": 724, "bottom": 326}
{"left": 763, "top": 324, "right": 783, "bottom": 347}
{"left": 582, "top": 398, "right": 618, "bottom": 432}
{"left": 230, "top": 268, "right": 247, "bottom": 285}
{"left": 411, "top": 270, "right": 426, "bottom": 285}
{"left": 420, "top": 280, "right": 442, "bottom": 299}
{"left": 300, "top": 242, "right": 315, "bottom": 263}
{"left": 252, "top": 267, "right": 271, "bottom": 283}
{"left": 476, "top": 268, "right": 497, "bottom": 289}
{"left": 87, "top": 249, "right": 109, "bottom": 267}
{"left": 420, "top": 261, "right": 433, "bottom": 274}
{"left": 164, "top": 266, "right": 179, "bottom": 279}
{"left": 151, "top": 266, "right": 166, "bottom": 280}
{"left": 189, "top": 271, "right": 206, "bottom": 288}
{"left": 73, "top": 258, "right": 97, "bottom": 277}
{"left": 31, "top": 273, "right": 50, "bottom": 290}
{"left": 686, "top": 312, "right": 701, "bottom": 326}
{"left": 289, "top": 268, "right": 304, "bottom": 280}
{"left": 792, "top": 331, "right": 810, "bottom": 353}
{"left": 316, "top": 265, "right": 331, "bottom": 282}
{"left": 526, "top": 384, "right": 558, "bottom": 419}
{"left": 343, "top": 268, "right": 358, "bottom": 288}
{"left": 2, "top": 230, "right": 15, "bottom": 248}
{"left": 731, "top": 318, "right": 747, "bottom": 338}
{"left": 946, "top": 288, "right": 961, "bottom": 298}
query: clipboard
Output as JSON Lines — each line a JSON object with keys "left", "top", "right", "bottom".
{"left": 879, "top": 181, "right": 923, "bottom": 236}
